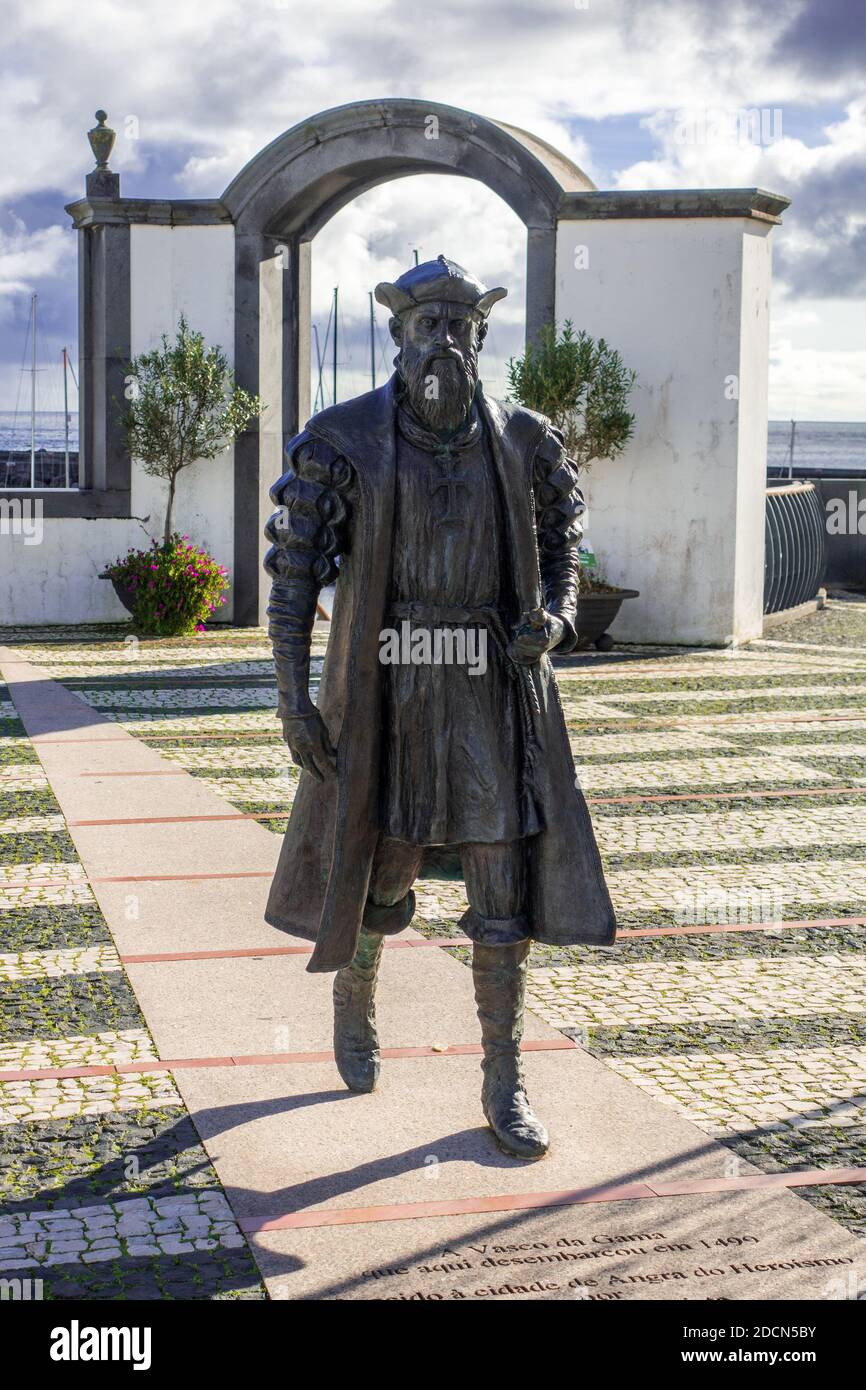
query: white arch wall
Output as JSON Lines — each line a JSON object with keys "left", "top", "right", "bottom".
{"left": 2, "top": 210, "right": 774, "bottom": 638}
{"left": 555, "top": 213, "right": 774, "bottom": 645}
{"left": 0, "top": 224, "right": 238, "bottom": 627}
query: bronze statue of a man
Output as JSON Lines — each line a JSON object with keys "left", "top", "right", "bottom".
{"left": 263, "top": 256, "right": 616, "bottom": 1159}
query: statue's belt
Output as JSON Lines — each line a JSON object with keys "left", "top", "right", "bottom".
{"left": 384, "top": 600, "right": 542, "bottom": 753}
{"left": 387, "top": 599, "right": 503, "bottom": 632}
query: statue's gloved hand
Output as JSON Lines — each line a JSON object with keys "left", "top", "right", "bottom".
{"left": 506, "top": 609, "right": 565, "bottom": 666}
{"left": 280, "top": 708, "right": 337, "bottom": 782}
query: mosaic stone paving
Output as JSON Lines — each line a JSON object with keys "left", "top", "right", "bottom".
{"left": 0, "top": 672, "right": 265, "bottom": 1300}
{"left": 2, "top": 596, "right": 866, "bottom": 1276}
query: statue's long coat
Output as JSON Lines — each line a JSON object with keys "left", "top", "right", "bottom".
{"left": 264, "top": 377, "right": 617, "bottom": 971}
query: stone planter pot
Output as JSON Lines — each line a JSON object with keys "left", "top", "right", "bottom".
{"left": 574, "top": 588, "right": 640, "bottom": 651}
{"left": 101, "top": 575, "right": 137, "bottom": 616}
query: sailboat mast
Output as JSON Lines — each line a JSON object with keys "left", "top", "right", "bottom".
{"left": 312, "top": 324, "right": 325, "bottom": 414}
{"left": 30, "top": 293, "right": 37, "bottom": 488}
{"left": 332, "top": 287, "right": 338, "bottom": 405}
{"left": 369, "top": 291, "right": 376, "bottom": 390}
{"left": 63, "top": 347, "right": 70, "bottom": 488}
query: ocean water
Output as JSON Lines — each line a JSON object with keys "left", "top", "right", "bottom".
{"left": 1, "top": 413, "right": 864, "bottom": 474}
{"left": 0, "top": 411, "right": 78, "bottom": 452}
{"left": 767, "top": 420, "right": 866, "bottom": 474}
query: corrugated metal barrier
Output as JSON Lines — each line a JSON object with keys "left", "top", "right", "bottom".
{"left": 764, "top": 480, "right": 827, "bottom": 614}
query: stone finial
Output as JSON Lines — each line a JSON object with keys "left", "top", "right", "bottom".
{"left": 85, "top": 110, "right": 120, "bottom": 199}
{"left": 87, "top": 110, "right": 116, "bottom": 169}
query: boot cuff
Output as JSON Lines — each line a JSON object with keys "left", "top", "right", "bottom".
{"left": 363, "top": 889, "right": 416, "bottom": 936}
{"left": 460, "top": 907, "right": 531, "bottom": 946}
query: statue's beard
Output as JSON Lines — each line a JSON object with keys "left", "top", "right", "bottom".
{"left": 399, "top": 344, "right": 478, "bottom": 433}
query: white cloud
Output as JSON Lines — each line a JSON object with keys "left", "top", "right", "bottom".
{"left": 769, "top": 339, "right": 866, "bottom": 421}
{"left": 0, "top": 0, "right": 853, "bottom": 202}
{"left": 617, "top": 97, "right": 866, "bottom": 192}
{"left": 0, "top": 0, "right": 863, "bottom": 417}
{"left": 311, "top": 174, "right": 526, "bottom": 402}
{"left": 0, "top": 222, "right": 73, "bottom": 302}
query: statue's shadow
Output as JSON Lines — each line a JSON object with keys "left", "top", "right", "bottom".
{"left": 190, "top": 1085, "right": 544, "bottom": 1283}
{"left": 192, "top": 1086, "right": 523, "bottom": 1217}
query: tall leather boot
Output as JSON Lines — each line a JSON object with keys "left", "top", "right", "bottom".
{"left": 333, "top": 928, "right": 385, "bottom": 1093}
{"left": 472, "top": 939, "right": 549, "bottom": 1159}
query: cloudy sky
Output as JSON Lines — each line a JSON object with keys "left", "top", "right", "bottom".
{"left": 0, "top": 0, "right": 864, "bottom": 419}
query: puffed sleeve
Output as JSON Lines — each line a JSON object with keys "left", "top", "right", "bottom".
{"left": 263, "top": 431, "right": 354, "bottom": 588}
{"left": 263, "top": 431, "right": 355, "bottom": 718}
{"left": 532, "top": 423, "right": 585, "bottom": 654}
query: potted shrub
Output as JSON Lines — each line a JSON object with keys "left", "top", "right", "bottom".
{"left": 507, "top": 321, "right": 638, "bottom": 650}
{"left": 101, "top": 315, "right": 260, "bottom": 636}
{"left": 102, "top": 534, "right": 230, "bottom": 637}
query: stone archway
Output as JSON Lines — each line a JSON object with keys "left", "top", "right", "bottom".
{"left": 221, "top": 99, "right": 594, "bottom": 621}
{"left": 64, "top": 98, "right": 788, "bottom": 639}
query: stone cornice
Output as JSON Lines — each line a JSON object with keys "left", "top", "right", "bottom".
{"left": 558, "top": 188, "right": 790, "bottom": 223}
{"left": 65, "top": 197, "right": 232, "bottom": 229}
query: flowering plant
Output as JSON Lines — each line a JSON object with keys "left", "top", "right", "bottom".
{"left": 101, "top": 534, "right": 228, "bottom": 637}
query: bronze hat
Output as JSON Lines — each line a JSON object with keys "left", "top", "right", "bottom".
{"left": 374, "top": 254, "right": 507, "bottom": 318}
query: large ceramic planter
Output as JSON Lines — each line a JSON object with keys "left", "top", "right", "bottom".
{"left": 574, "top": 588, "right": 640, "bottom": 650}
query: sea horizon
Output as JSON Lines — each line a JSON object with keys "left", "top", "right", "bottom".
{"left": 2, "top": 411, "right": 866, "bottom": 474}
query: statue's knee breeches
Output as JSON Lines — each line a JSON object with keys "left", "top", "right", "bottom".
{"left": 459, "top": 839, "right": 530, "bottom": 945}
{"left": 363, "top": 834, "right": 424, "bottom": 935}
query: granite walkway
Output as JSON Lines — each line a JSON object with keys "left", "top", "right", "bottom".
{"left": 3, "top": 620, "right": 866, "bottom": 1301}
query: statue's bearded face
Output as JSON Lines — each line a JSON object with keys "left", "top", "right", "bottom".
{"left": 395, "top": 300, "right": 483, "bottom": 433}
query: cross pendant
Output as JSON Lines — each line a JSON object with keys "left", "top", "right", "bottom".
{"left": 429, "top": 449, "right": 466, "bottom": 523}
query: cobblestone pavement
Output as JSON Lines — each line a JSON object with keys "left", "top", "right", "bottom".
{"left": 0, "top": 1190, "right": 248, "bottom": 1272}
{"left": 3, "top": 596, "right": 866, "bottom": 1270}
{"left": 0, "top": 667, "right": 265, "bottom": 1300}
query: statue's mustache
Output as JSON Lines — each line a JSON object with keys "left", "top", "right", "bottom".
{"left": 423, "top": 349, "right": 465, "bottom": 370}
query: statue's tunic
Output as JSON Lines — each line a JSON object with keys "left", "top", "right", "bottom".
{"left": 381, "top": 404, "right": 536, "bottom": 846}
{"left": 262, "top": 377, "right": 618, "bottom": 971}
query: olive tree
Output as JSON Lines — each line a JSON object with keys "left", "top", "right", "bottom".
{"left": 122, "top": 315, "right": 261, "bottom": 544}
{"left": 507, "top": 321, "right": 635, "bottom": 468}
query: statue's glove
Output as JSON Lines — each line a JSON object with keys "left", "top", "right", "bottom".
{"left": 506, "top": 608, "right": 566, "bottom": 666}
{"left": 281, "top": 707, "right": 337, "bottom": 783}
{"left": 268, "top": 576, "right": 337, "bottom": 782}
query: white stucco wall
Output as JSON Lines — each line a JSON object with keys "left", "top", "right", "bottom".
{"left": 555, "top": 216, "right": 773, "bottom": 645}
{"left": 0, "top": 224, "right": 235, "bottom": 629}
{"left": 129, "top": 224, "right": 236, "bottom": 618}
{"left": 258, "top": 251, "right": 285, "bottom": 628}
{"left": 734, "top": 225, "right": 772, "bottom": 634}
{"left": 0, "top": 515, "right": 143, "bottom": 626}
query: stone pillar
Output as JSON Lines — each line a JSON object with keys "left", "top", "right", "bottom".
{"left": 555, "top": 190, "right": 789, "bottom": 646}
{"left": 234, "top": 227, "right": 311, "bottom": 626}
{"left": 65, "top": 114, "right": 131, "bottom": 502}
